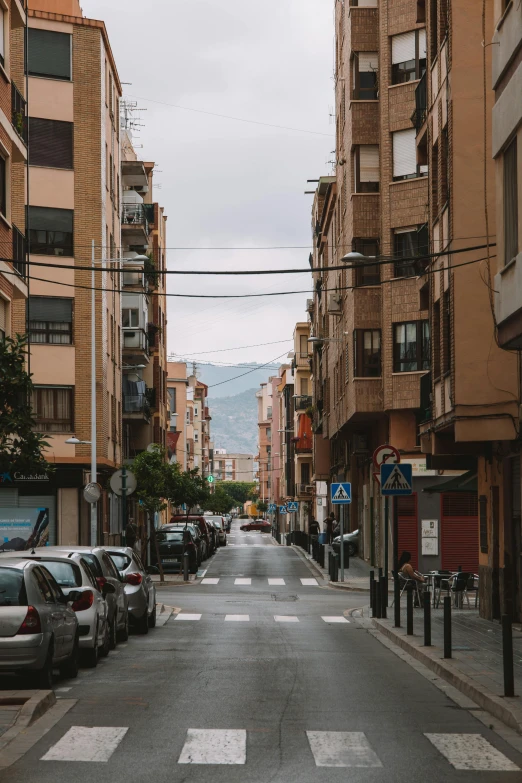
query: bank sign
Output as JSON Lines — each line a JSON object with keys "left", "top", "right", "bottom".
{"left": 0, "top": 508, "right": 50, "bottom": 550}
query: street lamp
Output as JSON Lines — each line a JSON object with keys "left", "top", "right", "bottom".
{"left": 341, "top": 250, "right": 376, "bottom": 263}
{"left": 65, "top": 437, "right": 91, "bottom": 445}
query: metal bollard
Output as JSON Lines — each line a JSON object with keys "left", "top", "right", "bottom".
{"left": 375, "top": 579, "right": 382, "bottom": 618}
{"left": 406, "top": 587, "right": 413, "bottom": 635}
{"left": 423, "top": 591, "right": 432, "bottom": 646}
{"left": 183, "top": 552, "right": 190, "bottom": 582}
{"left": 372, "top": 580, "right": 379, "bottom": 618}
{"left": 380, "top": 576, "right": 387, "bottom": 619}
{"left": 394, "top": 575, "right": 400, "bottom": 628}
{"left": 370, "top": 570, "right": 375, "bottom": 609}
{"left": 443, "top": 596, "right": 452, "bottom": 658}
{"left": 333, "top": 555, "right": 339, "bottom": 583}
{"left": 502, "top": 614, "right": 515, "bottom": 697}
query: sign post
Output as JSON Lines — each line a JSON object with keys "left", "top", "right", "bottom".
{"left": 331, "top": 482, "right": 352, "bottom": 583}
{"left": 380, "top": 461, "right": 413, "bottom": 627}
{"left": 373, "top": 445, "right": 401, "bottom": 607}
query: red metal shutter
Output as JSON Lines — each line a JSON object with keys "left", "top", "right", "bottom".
{"left": 441, "top": 492, "right": 479, "bottom": 573}
{"left": 397, "top": 493, "right": 418, "bottom": 569}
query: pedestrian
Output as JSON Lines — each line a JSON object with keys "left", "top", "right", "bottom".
{"left": 125, "top": 519, "right": 138, "bottom": 550}
{"left": 398, "top": 551, "right": 425, "bottom": 606}
{"left": 309, "top": 518, "right": 320, "bottom": 539}
{"left": 325, "top": 512, "right": 336, "bottom": 544}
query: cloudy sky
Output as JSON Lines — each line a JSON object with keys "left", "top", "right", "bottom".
{"left": 83, "top": 0, "right": 334, "bottom": 381}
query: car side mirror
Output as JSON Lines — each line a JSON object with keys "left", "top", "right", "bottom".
{"left": 102, "top": 582, "right": 116, "bottom": 595}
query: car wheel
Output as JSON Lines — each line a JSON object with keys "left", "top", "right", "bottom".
{"left": 148, "top": 604, "right": 157, "bottom": 628}
{"left": 348, "top": 543, "right": 356, "bottom": 557}
{"left": 222, "top": 538, "right": 227, "bottom": 547}
{"left": 117, "top": 612, "right": 129, "bottom": 642}
{"left": 34, "top": 641, "right": 54, "bottom": 689}
{"left": 99, "top": 621, "right": 111, "bottom": 658}
{"left": 136, "top": 611, "right": 149, "bottom": 635}
{"left": 82, "top": 628, "right": 99, "bottom": 668}
{"left": 60, "top": 635, "right": 79, "bottom": 679}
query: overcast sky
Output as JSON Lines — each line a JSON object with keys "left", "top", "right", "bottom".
{"left": 83, "top": 0, "right": 334, "bottom": 383}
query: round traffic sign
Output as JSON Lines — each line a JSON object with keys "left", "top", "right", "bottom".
{"left": 83, "top": 482, "right": 102, "bottom": 503}
{"left": 207, "top": 475, "right": 214, "bottom": 483}
{"left": 110, "top": 469, "right": 137, "bottom": 497}
{"left": 372, "top": 444, "right": 400, "bottom": 470}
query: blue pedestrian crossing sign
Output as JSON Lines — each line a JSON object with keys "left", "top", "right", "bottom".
{"left": 331, "top": 482, "right": 352, "bottom": 504}
{"left": 268, "top": 503, "right": 277, "bottom": 513}
{"left": 380, "top": 463, "right": 413, "bottom": 496}
{"left": 287, "top": 501, "right": 299, "bottom": 512}
{"left": 279, "top": 505, "right": 287, "bottom": 514}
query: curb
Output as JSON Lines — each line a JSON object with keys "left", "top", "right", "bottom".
{"left": 372, "top": 617, "right": 522, "bottom": 736}
{"left": 290, "top": 545, "right": 327, "bottom": 581}
{"left": 328, "top": 582, "right": 371, "bottom": 592}
{"left": 0, "top": 690, "right": 56, "bottom": 753}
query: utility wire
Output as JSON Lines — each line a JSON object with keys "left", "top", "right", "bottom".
{"left": 169, "top": 339, "right": 292, "bottom": 354}
{"left": 207, "top": 352, "right": 290, "bottom": 388}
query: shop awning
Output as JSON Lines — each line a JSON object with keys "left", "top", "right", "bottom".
{"left": 423, "top": 470, "right": 477, "bottom": 494}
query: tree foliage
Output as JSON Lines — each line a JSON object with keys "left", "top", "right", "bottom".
{"left": 256, "top": 500, "right": 268, "bottom": 514}
{"left": 132, "top": 450, "right": 211, "bottom": 515}
{"left": 0, "top": 335, "right": 50, "bottom": 475}
{"left": 202, "top": 485, "right": 235, "bottom": 515}
{"left": 217, "top": 481, "right": 257, "bottom": 505}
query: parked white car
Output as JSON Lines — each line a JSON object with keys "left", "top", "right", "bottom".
{"left": 105, "top": 547, "right": 157, "bottom": 633}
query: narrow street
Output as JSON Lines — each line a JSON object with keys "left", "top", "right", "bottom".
{"left": 2, "top": 522, "right": 522, "bottom": 781}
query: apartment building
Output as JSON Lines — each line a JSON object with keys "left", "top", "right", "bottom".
{"left": 292, "top": 323, "right": 313, "bottom": 530}
{"left": 490, "top": 0, "right": 522, "bottom": 620}
{"left": 166, "top": 361, "right": 189, "bottom": 469}
{"left": 256, "top": 382, "right": 273, "bottom": 503}
{"left": 12, "top": 0, "right": 123, "bottom": 546}
{"left": 213, "top": 450, "right": 255, "bottom": 482}
{"left": 0, "top": 0, "right": 27, "bottom": 341}
{"left": 183, "top": 375, "right": 211, "bottom": 477}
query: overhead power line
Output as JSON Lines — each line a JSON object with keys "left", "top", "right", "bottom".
{"left": 207, "top": 352, "right": 290, "bottom": 388}
{"left": 170, "top": 339, "right": 292, "bottom": 354}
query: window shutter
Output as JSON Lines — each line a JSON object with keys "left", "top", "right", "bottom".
{"left": 28, "top": 29, "right": 71, "bottom": 80}
{"left": 28, "top": 206, "right": 73, "bottom": 233}
{"left": 29, "top": 297, "right": 72, "bottom": 323}
{"left": 0, "top": 10, "right": 5, "bottom": 61}
{"left": 0, "top": 297, "right": 6, "bottom": 333}
{"left": 29, "top": 119, "right": 73, "bottom": 169}
{"left": 418, "top": 28, "right": 427, "bottom": 58}
{"left": 393, "top": 129, "right": 417, "bottom": 178}
{"left": 357, "top": 52, "right": 378, "bottom": 72}
{"left": 392, "top": 31, "right": 415, "bottom": 64}
{"left": 359, "top": 146, "right": 379, "bottom": 182}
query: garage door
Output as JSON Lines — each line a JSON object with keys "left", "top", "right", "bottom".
{"left": 441, "top": 492, "right": 478, "bottom": 573}
{"left": 397, "top": 494, "right": 418, "bottom": 569}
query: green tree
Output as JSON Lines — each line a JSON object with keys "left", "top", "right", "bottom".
{"left": 202, "top": 485, "right": 235, "bottom": 515}
{"left": 132, "top": 447, "right": 171, "bottom": 579}
{"left": 0, "top": 335, "right": 50, "bottom": 475}
{"left": 256, "top": 500, "right": 268, "bottom": 514}
{"left": 166, "top": 466, "right": 210, "bottom": 516}
{"left": 218, "top": 481, "right": 256, "bottom": 506}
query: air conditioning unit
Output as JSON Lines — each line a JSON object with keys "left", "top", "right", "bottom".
{"left": 306, "top": 485, "right": 314, "bottom": 492}
{"left": 327, "top": 293, "right": 342, "bottom": 315}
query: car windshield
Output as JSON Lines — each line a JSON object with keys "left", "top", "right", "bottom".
{"left": 157, "top": 531, "right": 184, "bottom": 542}
{"left": 108, "top": 552, "right": 132, "bottom": 570}
{"left": 0, "top": 568, "right": 27, "bottom": 606}
{"left": 39, "top": 561, "right": 81, "bottom": 587}
{"left": 211, "top": 521, "right": 222, "bottom": 529}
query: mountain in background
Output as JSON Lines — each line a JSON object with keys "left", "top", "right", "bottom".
{"left": 195, "top": 362, "right": 280, "bottom": 399}
{"left": 207, "top": 387, "right": 259, "bottom": 455}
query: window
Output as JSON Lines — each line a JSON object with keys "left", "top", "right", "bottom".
{"left": 391, "top": 29, "right": 426, "bottom": 84}
{"left": 267, "top": 406, "right": 272, "bottom": 418}
{"left": 353, "top": 238, "right": 380, "bottom": 285}
{"left": 393, "top": 321, "right": 430, "bottom": 372}
{"left": 266, "top": 427, "right": 272, "bottom": 440}
{"left": 393, "top": 225, "right": 429, "bottom": 276}
{"left": 393, "top": 129, "right": 424, "bottom": 181}
{"left": 504, "top": 137, "right": 518, "bottom": 264}
{"left": 28, "top": 296, "right": 73, "bottom": 344}
{"left": 301, "top": 463, "right": 311, "bottom": 485}
{"left": 0, "top": 9, "right": 4, "bottom": 68}
{"left": 299, "top": 334, "right": 308, "bottom": 357}
{"left": 28, "top": 206, "right": 73, "bottom": 256}
{"left": 353, "top": 52, "right": 378, "bottom": 99}
{"left": 0, "top": 297, "right": 6, "bottom": 341}
{"left": 0, "top": 154, "right": 6, "bottom": 218}
{"left": 29, "top": 118, "right": 73, "bottom": 169}
{"left": 32, "top": 386, "right": 73, "bottom": 432}
{"left": 354, "top": 330, "right": 381, "bottom": 376}
{"left": 301, "top": 377, "right": 309, "bottom": 395}
{"left": 168, "top": 388, "right": 176, "bottom": 414}
{"left": 28, "top": 29, "right": 71, "bottom": 81}
{"left": 354, "top": 145, "right": 379, "bottom": 192}
{"left": 122, "top": 308, "right": 139, "bottom": 327}
{"left": 442, "top": 290, "right": 451, "bottom": 375}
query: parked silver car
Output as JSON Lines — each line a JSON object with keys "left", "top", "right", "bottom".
{"left": 0, "top": 560, "right": 80, "bottom": 687}
{"left": 42, "top": 547, "right": 129, "bottom": 647}
{"left": 105, "top": 547, "right": 156, "bottom": 634}
{"left": 207, "top": 517, "right": 227, "bottom": 546}
{"left": 0, "top": 552, "right": 111, "bottom": 667}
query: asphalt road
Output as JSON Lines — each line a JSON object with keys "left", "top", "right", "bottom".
{"left": 2, "top": 520, "right": 522, "bottom": 780}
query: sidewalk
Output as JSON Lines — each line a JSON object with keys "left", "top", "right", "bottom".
{"left": 291, "top": 543, "right": 384, "bottom": 591}
{"left": 362, "top": 601, "right": 522, "bottom": 735}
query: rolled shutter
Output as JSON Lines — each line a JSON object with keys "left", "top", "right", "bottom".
{"left": 28, "top": 206, "right": 73, "bottom": 233}
{"left": 393, "top": 129, "right": 417, "bottom": 178}
{"left": 29, "top": 297, "right": 72, "bottom": 323}
{"left": 357, "top": 52, "right": 378, "bottom": 72}
{"left": 28, "top": 29, "right": 71, "bottom": 80}
{"left": 418, "top": 28, "right": 427, "bottom": 59}
{"left": 29, "top": 118, "right": 73, "bottom": 169}
{"left": 0, "top": 297, "right": 6, "bottom": 333}
{"left": 359, "top": 145, "right": 379, "bottom": 182}
{"left": 392, "top": 31, "right": 415, "bottom": 64}
{"left": 0, "top": 10, "right": 4, "bottom": 61}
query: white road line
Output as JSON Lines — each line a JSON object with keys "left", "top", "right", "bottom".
{"left": 201, "top": 578, "right": 220, "bottom": 585}
{"left": 197, "top": 569, "right": 207, "bottom": 578}
{"left": 321, "top": 616, "right": 350, "bottom": 624}
{"left": 300, "top": 578, "right": 318, "bottom": 586}
{"left": 41, "top": 726, "right": 128, "bottom": 763}
{"left": 274, "top": 615, "right": 299, "bottom": 622}
{"left": 306, "top": 731, "right": 382, "bottom": 768}
{"left": 175, "top": 613, "right": 202, "bottom": 621}
{"left": 425, "top": 734, "right": 520, "bottom": 771}
{"left": 234, "top": 578, "right": 251, "bottom": 585}
{"left": 268, "top": 578, "right": 285, "bottom": 585}
{"left": 178, "top": 729, "right": 247, "bottom": 765}
{"left": 225, "top": 615, "right": 250, "bottom": 622}
{"left": 55, "top": 687, "right": 72, "bottom": 692}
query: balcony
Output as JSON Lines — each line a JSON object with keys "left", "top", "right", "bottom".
{"left": 122, "top": 203, "right": 149, "bottom": 246}
{"left": 296, "top": 483, "right": 313, "bottom": 496}
{"left": 121, "top": 160, "right": 148, "bottom": 190}
{"left": 294, "top": 395, "right": 312, "bottom": 411}
{"left": 123, "top": 393, "right": 151, "bottom": 422}
{"left": 123, "top": 328, "right": 149, "bottom": 360}
{"left": 411, "top": 73, "right": 427, "bottom": 134}
{"left": 12, "top": 83, "right": 27, "bottom": 145}
{"left": 12, "top": 225, "right": 26, "bottom": 279}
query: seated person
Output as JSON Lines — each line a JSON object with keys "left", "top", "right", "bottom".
{"left": 398, "top": 551, "right": 425, "bottom": 584}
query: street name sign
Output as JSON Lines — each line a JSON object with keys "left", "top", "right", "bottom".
{"left": 331, "top": 482, "right": 352, "bottom": 504}
{"left": 380, "top": 463, "right": 413, "bottom": 496}
{"left": 279, "top": 505, "right": 287, "bottom": 514}
{"left": 287, "top": 501, "right": 299, "bottom": 512}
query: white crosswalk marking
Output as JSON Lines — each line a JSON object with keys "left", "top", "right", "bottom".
{"left": 225, "top": 615, "right": 250, "bottom": 621}
{"left": 425, "top": 734, "right": 520, "bottom": 771}
{"left": 175, "top": 613, "right": 202, "bottom": 621}
{"left": 178, "top": 729, "right": 246, "bottom": 765}
{"left": 201, "top": 578, "right": 220, "bottom": 585}
{"left": 41, "top": 727, "right": 128, "bottom": 762}
{"left": 321, "top": 616, "right": 350, "bottom": 623}
{"left": 306, "top": 731, "right": 382, "bottom": 768}
{"left": 300, "top": 578, "right": 318, "bottom": 586}
{"left": 268, "top": 578, "right": 285, "bottom": 585}
{"left": 234, "top": 578, "right": 251, "bottom": 585}
{"left": 274, "top": 615, "right": 299, "bottom": 622}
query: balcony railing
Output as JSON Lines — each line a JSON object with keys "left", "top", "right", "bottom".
{"left": 11, "top": 83, "right": 27, "bottom": 144}
{"left": 122, "top": 203, "right": 150, "bottom": 233}
{"left": 294, "top": 395, "right": 312, "bottom": 411}
{"left": 123, "top": 393, "right": 151, "bottom": 419}
{"left": 12, "top": 225, "right": 26, "bottom": 279}
{"left": 123, "top": 328, "right": 149, "bottom": 355}
{"left": 411, "top": 72, "right": 427, "bottom": 133}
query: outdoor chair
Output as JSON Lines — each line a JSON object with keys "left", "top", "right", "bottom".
{"left": 391, "top": 571, "right": 422, "bottom": 606}
{"left": 433, "top": 571, "right": 453, "bottom": 608}
{"left": 451, "top": 572, "right": 478, "bottom": 608}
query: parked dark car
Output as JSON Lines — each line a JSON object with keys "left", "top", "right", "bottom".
{"left": 332, "top": 529, "right": 359, "bottom": 557}
{"left": 156, "top": 525, "right": 200, "bottom": 574}
{"left": 170, "top": 516, "right": 214, "bottom": 558}
{"left": 240, "top": 520, "right": 271, "bottom": 533}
